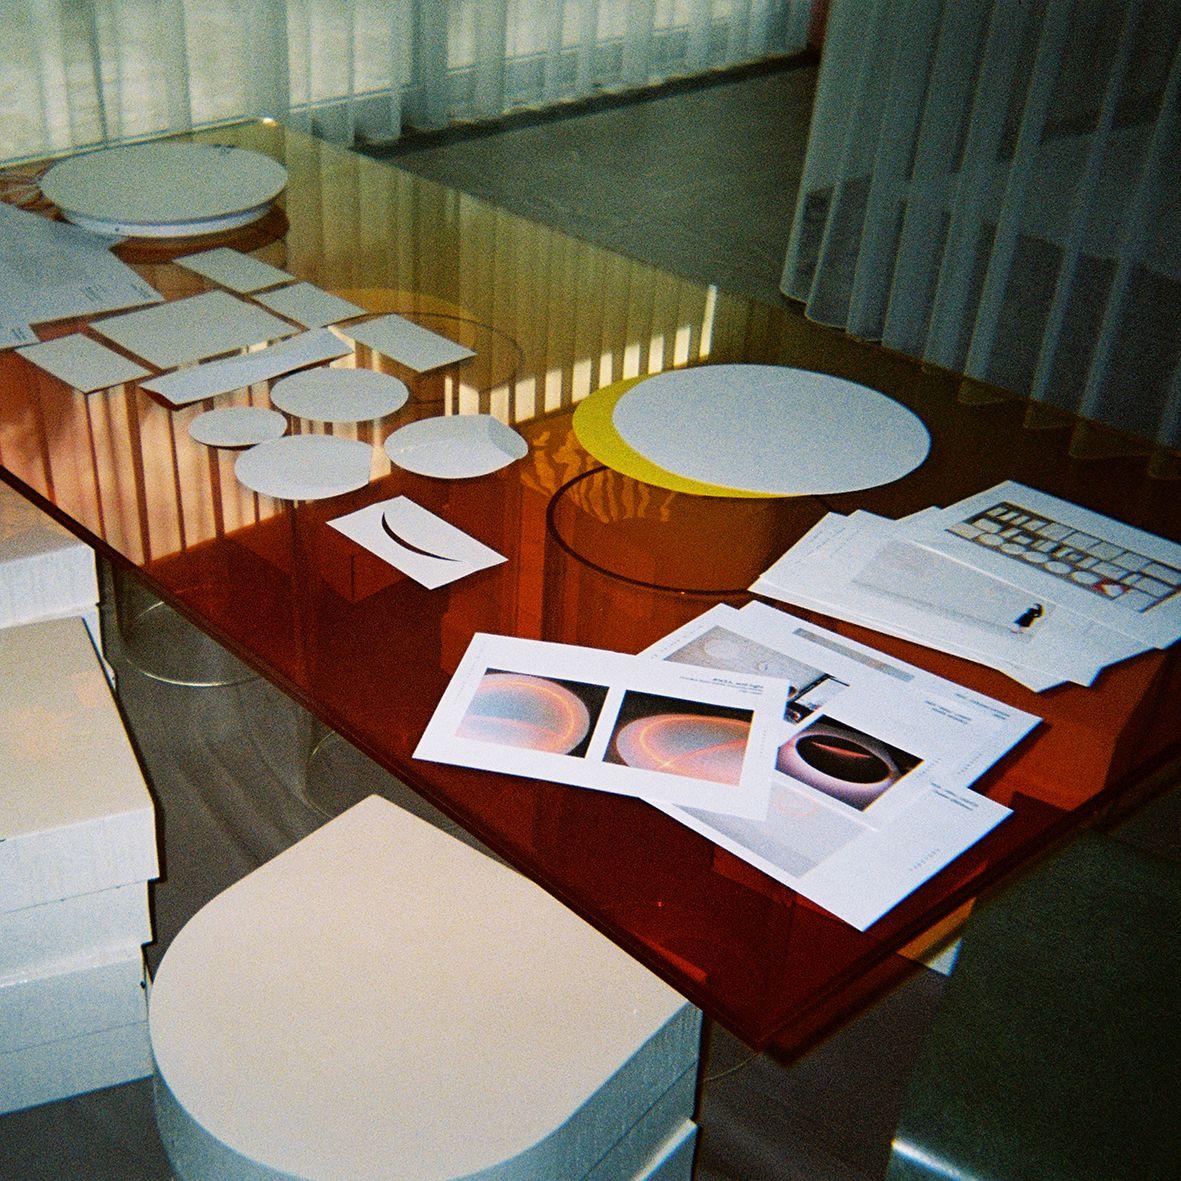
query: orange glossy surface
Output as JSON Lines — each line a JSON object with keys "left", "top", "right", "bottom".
{"left": 2, "top": 123, "right": 1179, "bottom": 1053}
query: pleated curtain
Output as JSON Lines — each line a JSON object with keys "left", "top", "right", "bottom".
{"left": 783, "top": 0, "right": 1181, "bottom": 456}
{"left": 0, "top": 0, "right": 812, "bottom": 163}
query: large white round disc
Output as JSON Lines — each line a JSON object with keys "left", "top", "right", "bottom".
{"left": 234, "top": 434, "right": 372, "bottom": 500}
{"left": 383, "top": 414, "right": 527, "bottom": 478}
{"left": 270, "top": 366, "right": 409, "bottom": 423}
{"left": 611, "top": 365, "right": 929, "bottom": 496}
{"left": 41, "top": 143, "right": 287, "bottom": 234}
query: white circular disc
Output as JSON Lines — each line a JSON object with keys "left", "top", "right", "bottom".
{"left": 270, "top": 367, "right": 409, "bottom": 424}
{"left": 383, "top": 414, "right": 528, "bottom": 479}
{"left": 234, "top": 435, "right": 373, "bottom": 500}
{"left": 189, "top": 407, "right": 288, "bottom": 449}
{"left": 41, "top": 143, "right": 287, "bottom": 233}
{"left": 612, "top": 365, "right": 930, "bottom": 495}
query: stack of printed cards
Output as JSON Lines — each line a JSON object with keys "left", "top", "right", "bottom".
{"left": 752, "top": 482, "right": 1181, "bottom": 691}
{"left": 416, "top": 602, "right": 1039, "bottom": 929}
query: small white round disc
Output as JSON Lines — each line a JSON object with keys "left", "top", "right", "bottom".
{"left": 612, "top": 365, "right": 930, "bottom": 496}
{"left": 41, "top": 143, "right": 287, "bottom": 235}
{"left": 270, "top": 367, "right": 409, "bottom": 424}
{"left": 189, "top": 407, "right": 287, "bottom": 449}
{"left": 383, "top": 415, "right": 527, "bottom": 479}
{"left": 234, "top": 435, "right": 373, "bottom": 500}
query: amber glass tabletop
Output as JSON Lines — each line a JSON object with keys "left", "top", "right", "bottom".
{"left": 2, "top": 122, "right": 1179, "bottom": 1053}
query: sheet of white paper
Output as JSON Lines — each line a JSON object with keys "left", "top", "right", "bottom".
{"left": 270, "top": 366, "right": 408, "bottom": 423}
{"left": 16, "top": 334, "right": 148, "bottom": 392}
{"left": 91, "top": 290, "right": 297, "bottom": 369}
{"left": 342, "top": 314, "right": 476, "bottom": 372}
{"left": 753, "top": 512, "right": 1143, "bottom": 686}
{"left": 384, "top": 414, "right": 528, "bottom": 478}
{"left": 645, "top": 603, "right": 1035, "bottom": 929}
{"left": 908, "top": 481, "right": 1181, "bottom": 650}
{"left": 0, "top": 202, "right": 162, "bottom": 328}
{"left": 176, "top": 247, "right": 293, "bottom": 294}
{"left": 611, "top": 365, "right": 930, "bottom": 495}
{"left": 40, "top": 143, "right": 287, "bottom": 229}
{"left": 752, "top": 512, "right": 1065, "bottom": 691}
{"left": 188, "top": 406, "right": 287, "bottom": 448}
{"left": 853, "top": 538, "right": 1057, "bottom": 636}
{"left": 415, "top": 632, "right": 789, "bottom": 816}
{"left": 252, "top": 282, "right": 366, "bottom": 329}
{"left": 140, "top": 328, "right": 352, "bottom": 406}
{"left": 234, "top": 434, "right": 373, "bottom": 500}
{"left": 329, "top": 496, "right": 506, "bottom": 589}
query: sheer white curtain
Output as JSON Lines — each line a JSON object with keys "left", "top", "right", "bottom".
{"left": 783, "top": 0, "right": 1181, "bottom": 454}
{"left": 0, "top": 0, "right": 812, "bottom": 163}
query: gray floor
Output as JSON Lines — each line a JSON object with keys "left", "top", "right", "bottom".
{"left": 0, "top": 67, "right": 953, "bottom": 1180}
{"left": 378, "top": 64, "right": 816, "bottom": 309}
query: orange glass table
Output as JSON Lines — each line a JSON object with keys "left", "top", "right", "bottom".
{"left": 2, "top": 123, "right": 1178, "bottom": 1055}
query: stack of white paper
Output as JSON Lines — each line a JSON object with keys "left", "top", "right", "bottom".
{"left": 0, "top": 618, "right": 158, "bottom": 1113}
{"left": 752, "top": 482, "right": 1181, "bottom": 692}
{"left": 0, "top": 202, "right": 162, "bottom": 348}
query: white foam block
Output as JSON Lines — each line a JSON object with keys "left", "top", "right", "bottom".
{"left": 0, "top": 948, "right": 146, "bottom": 1054}
{"left": 0, "top": 883, "right": 152, "bottom": 980}
{"left": 0, "top": 618, "right": 158, "bottom": 913}
{"left": 151, "top": 796, "right": 699, "bottom": 1181}
{"left": 0, "top": 482, "right": 98, "bottom": 629}
{"left": 585, "top": 1070, "right": 696, "bottom": 1181}
{"left": 632, "top": 1120, "right": 697, "bottom": 1181}
{"left": 0, "top": 1018, "right": 152, "bottom": 1115}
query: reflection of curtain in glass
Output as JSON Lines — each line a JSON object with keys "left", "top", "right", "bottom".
{"left": 782, "top": 0, "right": 1181, "bottom": 454}
{"left": 0, "top": 0, "right": 812, "bottom": 162}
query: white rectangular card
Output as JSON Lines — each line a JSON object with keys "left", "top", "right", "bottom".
{"left": 416, "top": 633, "right": 788, "bottom": 817}
{"left": 175, "top": 247, "right": 294, "bottom": 293}
{"left": 140, "top": 328, "right": 352, "bottom": 406}
{"left": 91, "top": 290, "right": 298, "bottom": 369}
{"left": 17, "top": 333, "right": 149, "bottom": 392}
{"left": 342, "top": 314, "right": 476, "bottom": 372}
{"left": 252, "top": 282, "right": 367, "bottom": 329}
{"left": 329, "top": 496, "right": 505, "bottom": 589}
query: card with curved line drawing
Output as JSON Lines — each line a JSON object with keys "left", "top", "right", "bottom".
{"left": 328, "top": 495, "right": 505, "bottom": 589}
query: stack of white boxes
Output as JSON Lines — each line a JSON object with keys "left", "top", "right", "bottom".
{"left": 0, "top": 481, "right": 159, "bottom": 1114}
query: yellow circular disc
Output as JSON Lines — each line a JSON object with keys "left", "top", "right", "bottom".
{"left": 572, "top": 376, "right": 778, "bottom": 498}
